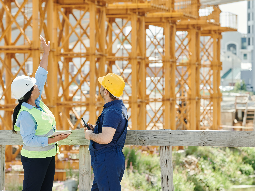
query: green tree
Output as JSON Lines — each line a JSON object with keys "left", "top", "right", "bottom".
{"left": 234, "top": 81, "right": 247, "bottom": 91}
{"left": 234, "top": 81, "right": 241, "bottom": 91}
{"left": 241, "top": 80, "right": 247, "bottom": 91}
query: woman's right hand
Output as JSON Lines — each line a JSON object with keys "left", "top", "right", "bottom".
{"left": 48, "top": 133, "right": 71, "bottom": 144}
{"left": 40, "top": 35, "right": 50, "bottom": 54}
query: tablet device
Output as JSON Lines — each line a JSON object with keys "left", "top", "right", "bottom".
{"left": 49, "top": 130, "right": 72, "bottom": 138}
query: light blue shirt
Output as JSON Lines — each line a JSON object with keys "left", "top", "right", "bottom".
{"left": 15, "top": 67, "right": 49, "bottom": 147}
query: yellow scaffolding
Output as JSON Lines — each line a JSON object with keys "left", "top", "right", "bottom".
{"left": 0, "top": 0, "right": 237, "bottom": 180}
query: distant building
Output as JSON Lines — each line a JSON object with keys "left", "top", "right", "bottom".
{"left": 246, "top": 0, "right": 255, "bottom": 90}
{"left": 221, "top": 31, "right": 253, "bottom": 90}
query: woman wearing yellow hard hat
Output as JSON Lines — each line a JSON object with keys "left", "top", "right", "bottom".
{"left": 11, "top": 36, "right": 70, "bottom": 191}
{"left": 85, "top": 73, "right": 128, "bottom": 190}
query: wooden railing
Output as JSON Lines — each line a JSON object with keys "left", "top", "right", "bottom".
{"left": 1, "top": 129, "right": 255, "bottom": 191}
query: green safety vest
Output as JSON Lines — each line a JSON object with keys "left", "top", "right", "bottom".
{"left": 14, "top": 100, "right": 58, "bottom": 158}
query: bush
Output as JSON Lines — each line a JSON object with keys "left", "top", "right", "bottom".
{"left": 122, "top": 146, "right": 162, "bottom": 190}
{"left": 173, "top": 169, "right": 195, "bottom": 191}
{"left": 123, "top": 146, "right": 140, "bottom": 168}
{"left": 240, "top": 148, "right": 255, "bottom": 171}
{"left": 186, "top": 146, "right": 198, "bottom": 156}
{"left": 239, "top": 164, "right": 254, "bottom": 176}
{"left": 121, "top": 146, "right": 255, "bottom": 190}
{"left": 234, "top": 81, "right": 247, "bottom": 91}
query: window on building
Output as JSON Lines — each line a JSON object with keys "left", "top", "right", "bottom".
{"left": 227, "top": 44, "right": 237, "bottom": 55}
{"left": 248, "top": 13, "right": 251, "bottom": 21}
{"left": 248, "top": 1, "right": 250, "bottom": 9}
{"left": 248, "top": 38, "right": 251, "bottom": 45}
{"left": 243, "top": 54, "right": 248, "bottom": 60}
{"left": 241, "top": 38, "right": 247, "bottom": 49}
{"left": 248, "top": 26, "right": 251, "bottom": 33}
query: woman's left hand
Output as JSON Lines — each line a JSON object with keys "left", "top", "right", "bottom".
{"left": 40, "top": 35, "right": 50, "bottom": 53}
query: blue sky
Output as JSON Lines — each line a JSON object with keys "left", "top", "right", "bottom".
{"left": 220, "top": 1, "right": 247, "bottom": 34}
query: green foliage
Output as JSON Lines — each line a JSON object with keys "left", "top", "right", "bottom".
{"left": 122, "top": 169, "right": 161, "bottom": 191}
{"left": 234, "top": 81, "right": 247, "bottom": 91}
{"left": 123, "top": 147, "right": 161, "bottom": 190}
{"left": 122, "top": 146, "right": 255, "bottom": 191}
{"left": 240, "top": 147, "right": 255, "bottom": 171}
{"left": 7, "top": 146, "right": 255, "bottom": 191}
{"left": 173, "top": 169, "right": 195, "bottom": 191}
{"left": 4, "top": 184, "right": 23, "bottom": 191}
{"left": 239, "top": 164, "right": 254, "bottom": 176}
{"left": 123, "top": 146, "right": 139, "bottom": 168}
{"left": 186, "top": 146, "right": 198, "bottom": 156}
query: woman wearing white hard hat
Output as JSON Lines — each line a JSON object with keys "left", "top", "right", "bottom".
{"left": 11, "top": 36, "right": 70, "bottom": 191}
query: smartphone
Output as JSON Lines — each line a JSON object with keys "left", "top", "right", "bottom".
{"left": 82, "top": 118, "right": 91, "bottom": 130}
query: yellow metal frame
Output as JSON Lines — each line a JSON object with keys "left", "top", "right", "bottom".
{"left": 0, "top": 0, "right": 237, "bottom": 176}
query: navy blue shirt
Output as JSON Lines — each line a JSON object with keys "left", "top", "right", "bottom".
{"left": 92, "top": 100, "right": 127, "bottom": 150}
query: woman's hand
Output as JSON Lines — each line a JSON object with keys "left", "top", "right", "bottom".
{"left": 40, "top": 35, "right": 50, "bottom": 54}
{"left": 48, "top": 133, "right": 71, "bottom": 144}
{"left": 39, "top": 35, "right": 50, "bottom": 70}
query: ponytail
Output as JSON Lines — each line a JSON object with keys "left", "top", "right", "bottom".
{"left": 12, "top": 86, "right": 34, "bottom": 133}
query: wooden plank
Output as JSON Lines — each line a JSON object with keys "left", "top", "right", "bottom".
{"left": 0, "top": 145, "right": 5, "bottom": 190}
{"left": 124, "top": 130, "right": 255, "bottom": 147}
{"left": 0, "top": 129, "right": 89, "bottom": 145}
{"left": 160, "top": 146, "right": 174, "bottom": 191}
{"left": 4, "top": 129, "right": 255, "bottom": 147}
{"left": 0, "top": 131, "right": 23, "bottom": 145}
{"left": 79, "top": 145, "right": 91, "bottom": 191}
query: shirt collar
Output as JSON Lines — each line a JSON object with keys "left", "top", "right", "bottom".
{"left": 21, "top": 102, "right": 35, "bottom": 109}
{"left": 103, "top": 100, "right": 123, "bottom": 109}
{"left": 22, "top": 100, "right": 40, "bottom": 109}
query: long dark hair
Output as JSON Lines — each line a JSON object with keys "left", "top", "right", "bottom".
{"left": 12, "top": 86, "right": 34, "bottom": 133}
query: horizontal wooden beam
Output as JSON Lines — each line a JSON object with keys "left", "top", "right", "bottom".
{"left": 202, "top": 27, "right": 237, "bottom": 33}
{"left": 1, "top": 129, "right": 255, "bottom": 147}
{"left": 107, "top": 3, "right": 168, "bottom": 11}
{"left": 146, "top": 12, "right": 184, "bottom": 18}
{"left": 177, "top": 20, "right": 220, "bottom": 27}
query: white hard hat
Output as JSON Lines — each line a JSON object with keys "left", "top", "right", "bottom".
{"left": 11, "top": 75, "right": 36, "bottom": 100}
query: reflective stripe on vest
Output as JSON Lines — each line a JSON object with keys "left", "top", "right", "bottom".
{"left": 23, "top": 144, "right": 55, "bottom": 151}
{"left": 22, "top": 128, "right": 55, "bottom": 151}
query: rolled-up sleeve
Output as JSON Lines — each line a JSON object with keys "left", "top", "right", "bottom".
{"left": 35, "top": 66, "right": 48, "bottom": 101}
{"left": 102, "top": 109, "right": 122, "bottom": 129}
{"left": 17, "top": 111, "right": 48, "bottom": 147}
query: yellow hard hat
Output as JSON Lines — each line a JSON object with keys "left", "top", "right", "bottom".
{"left": 98, "top": 73, "right": 125, "bottom": 97}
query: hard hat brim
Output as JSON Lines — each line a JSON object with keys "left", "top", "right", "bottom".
{"left": 98, "top": 76, "right": 104, "bottom": 86}
{"left": 31, "top": 77, "right": 36, "bottom": 86}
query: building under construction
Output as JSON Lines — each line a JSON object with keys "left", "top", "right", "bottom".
{"left": 0, "top": 0, "right": 238, "bottom": 180}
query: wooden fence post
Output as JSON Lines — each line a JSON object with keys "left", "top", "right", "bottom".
{"left": 160, "top": 146, "right": 174, "bottom": 191}
{"left": 79, "top": 145, "right": 91, "bottom": 191}
{"left": 0, "top": 145, "right": 5, "bottom": 190}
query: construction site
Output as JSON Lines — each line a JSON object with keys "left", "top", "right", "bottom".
{"left": 0, "top": 0, "right": 253, "bottom": 189}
